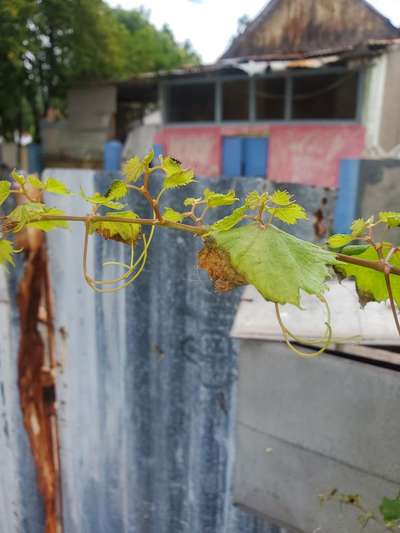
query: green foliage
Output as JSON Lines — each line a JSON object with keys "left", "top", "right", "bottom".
{"left": 122, "top": 157, "right": 144, "bottom": 183}
{"left": 328, "top": 234, "right": 354, "bottom": 249}
{"left": 161, "top": 157, "right": 194, "bottom": 189}
{"left": 105, "top": 180, "right": 128, "bottom": 200}
{"left": 0, "top": 240, "right": 14, "bottom": 267}
{"left": 244, "top": 191, "right": 268, "bottom": 210}
{"left": 379, "top": 212, "right": 400, "bottom": 228}
{"left": 268, "top": 203, "right": 307, "bottom": 225}
{"left": 11, "top": 169, "right": 25, "bottom": 185}
{"left": 0, "top": 181, "right": 11, "bottom": 206}
{"left": 8, "top": 203, "right": 68, "bottom": 232}
{"left": 89, "top": 211, "right": 140, "bottom": 245}
{"left": 162, "top": 208, "right": 184, "bottom": 223}
{"left": 28, "top": 175, "right": 70, "bottom": 195}
{"left": 270, "top": 190, "right": 293, "bottom": 206}
{"left": 80, "top": 189, "right": 125, "bottom": 210}
{"left": 335, "top": 244, "right": 400, "bottom": 306}
{"left": 211, "top": 223, "right": 337, "bottom": 306}
{"left": 380, "top": 495, "right": 400, "bottom": 524}
{"left": 209, "top": 207, "right": 247, "bottom": 233}
{"left": 203, "top": 188, "right": 238, "bottom": 208}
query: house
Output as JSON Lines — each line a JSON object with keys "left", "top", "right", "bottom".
{"left": 43, "top": 0, "right": 400, "bottom": 191}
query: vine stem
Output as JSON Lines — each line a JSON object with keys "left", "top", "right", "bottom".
{"left": 376, "top": 247, "right": 400, "bottom": 336}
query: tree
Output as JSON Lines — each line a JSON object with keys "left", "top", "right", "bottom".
{"left": 0, "top": 1, "right": 199, "bottom": 143}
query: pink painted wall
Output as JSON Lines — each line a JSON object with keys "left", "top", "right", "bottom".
{"left": 268, "top": 125, "right": 365, "bottom": 188}
{"left": 155, "top": 123, "right": 365, "bottom": 188}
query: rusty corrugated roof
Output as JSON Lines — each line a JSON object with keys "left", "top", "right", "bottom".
{"left": 221, "top": 0, "right": 400, "bottom": 60}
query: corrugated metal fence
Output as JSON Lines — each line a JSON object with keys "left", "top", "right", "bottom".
{"left": 0, "top": 170, "right": 333, "bottom": 533}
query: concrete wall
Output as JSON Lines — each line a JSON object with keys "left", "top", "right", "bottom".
{"left": 379, "top": 45, "right": 400, "bottom": 152}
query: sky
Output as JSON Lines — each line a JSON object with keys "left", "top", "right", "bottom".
{"left": 106, "top": 0, "right": 400, "bottom": 63}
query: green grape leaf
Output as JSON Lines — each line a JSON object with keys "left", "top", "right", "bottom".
{"left": 8, "top": 203, "right": 68, "bottom": 232}
{"left": 161, "top": 156, "right": 194, "bottom": 190}
{"left": 28, "top": 175, "right": 44, "bottom": 189}
{"left": 122, "top": 157, "right": 144, "bottom": 183}
{"left": 80, "top": 188, "right": 125, "bottom": 210}
{"left": 209, "top": 206, "right": 247, "bottom": 233}
{"left": 203, "top": 188, "right": 238, "bottom": 208}
{"left": 271, "top": 190, "right": 293, "bottom": 206}
{"left": 0, "top": 240, "right": 15, "bottom": 267}
{"left": 351, "top": 218, "right": 367, "bottom": 237}
{"left": 268, "top": 203, "right": 307, "bottom": 224}
{"left": 143, "top": 149, "right": 154, "bottom": 168}
{"left": 90, "top": 211, "right": 140, "bottom": 245}
{"left": 335, "top": 243, "right": 400, "bottom": 306}
{"left": 105, "top": 180, "right": 128, "bottom": 200}
{"left": 162, "top": 207, "right": 184, "bottom": 223}
{"left": 328, "top": 234, "right": 354, "bottom": 249}
{"left": 380, "top": 496, "right": 400, "bottom": 523}
{"left": 0, "top": 181, "right": 11, "bottom": 206}
{"left": 44, "top": 177, "right": 70, "bottom": 196}
{"left": 183, "top": 197, "right": 201, "bottom": 207}
{"left": 210, "top": 223, "right": 337, "bottom": 306}
{"left": 244, "top": 191, "right": 268, "bottom": 210}
{"left": 11, "top": 169, "right": 25, "bottom": 185}
{"left": 379, "top": 212, "right": 400, "bottom": 228}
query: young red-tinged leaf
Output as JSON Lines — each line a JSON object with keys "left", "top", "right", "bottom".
{"left": 162, "top": 207, "right": 184, "bottom": 223}
{"left": 203, "top": 188, "right": 238, "bottom": 208}
{"left": 122, "top": 157, "right": 144, "bottom": 183}
{"left": 335, "top": 243, "right": 400, "bottom": 306}
{"left": 268, "top": 203, "right": 307, "bottom": 224}
{"left": 328, "top": 234, "right": 354, "bottom": 249}
{"left": 0, "top": 181, "right": 11, "bottom": 206}
{"left": 90, "top": 211, "right": 140, "bottom": 244}
{"left": 209, "top": 224, "right": 337, "bottom": 306}
{"left": 0, "top": 240, "right": 15, "bottom": 267}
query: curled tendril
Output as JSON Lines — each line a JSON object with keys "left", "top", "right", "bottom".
{"left": 274, "top": 295, "right": 333, "bottom": 358}
{"left": 82, "top": 222, "right": 154, "bottom": 294}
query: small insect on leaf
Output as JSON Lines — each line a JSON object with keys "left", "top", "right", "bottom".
{"left": 379, "top": 212, "right": 400, "bottom": 228}
{"left": 11, "top": 169, "right": 25, "bottom": 185}
{"left": 122, "top": 157, "right": 144, "bottom": 183}
{"left": 89, "top": 211, "right": 140, "bottom": 245}
{"left": 0, "top": 239, "right": 15, "bottom": 267}
{"left": 271, "top": 190, "right": 293, "bottom": 206}
{"left": 162, "top": 207, "right": 184, "bottom": 223}
{"left": 268, "top": 203, "right": 307, "bottom": 225}
{"left": 0, "top": 181, "right": 11, "bottom": 206}
{"left": 161, "top": 157, "right": 194, "bottom": 190}
{"left": 203, "top": 188, "right": 238, "bottom": 208}
{"left": 328, "top": 234, "right": 354, "bottom": 249}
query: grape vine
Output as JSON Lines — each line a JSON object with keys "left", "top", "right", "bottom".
{"left": 1, "top": 149, "right": 400, "bottom": 354}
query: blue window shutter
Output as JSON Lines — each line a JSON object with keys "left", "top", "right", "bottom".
{"left": 243, "top": 137, "right": 268, "bottom": 178}
{"left": 222, "top": 137, "right": 243, "bottom": 177}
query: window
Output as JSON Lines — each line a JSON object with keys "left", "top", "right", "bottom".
{"left": 292, "top": 72, "right": 358, "bottom": 120}
{"left": 222, "top": 80, "right": 249, "bottom": 121}
{"left": 256, "top": 78, "right": 286, "bottom": 120}
{"left": 222, "top": 137, "right": 269, "bottom": 178}
{"left": 166, "top": 83, "right": 215, "bottom": 122}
